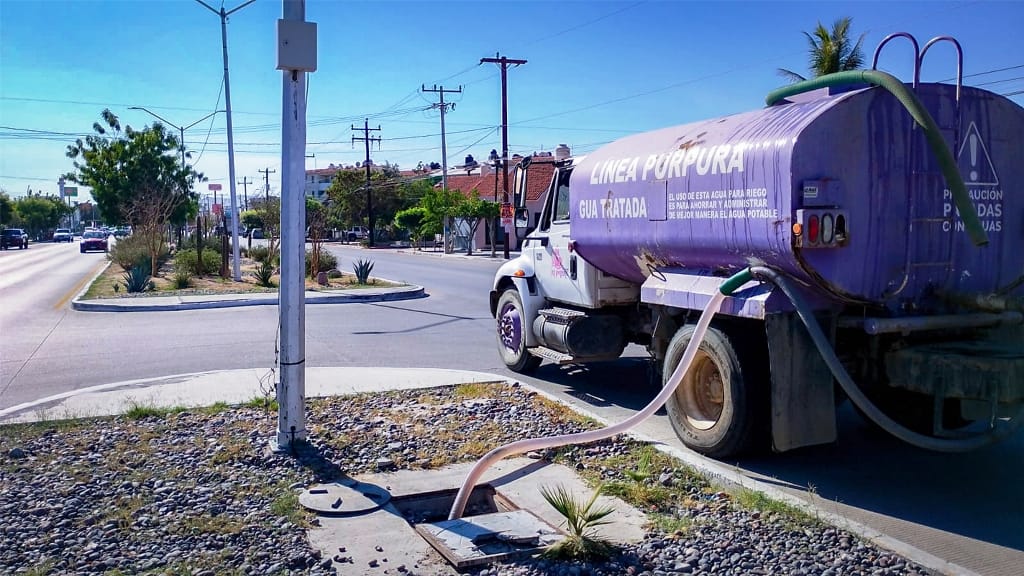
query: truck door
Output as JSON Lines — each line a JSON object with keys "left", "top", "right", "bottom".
{"left": 531, "top": 167, "right": 588, "bottom": 306}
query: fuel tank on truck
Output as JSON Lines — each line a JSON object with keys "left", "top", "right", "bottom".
{"left": 570, "top": 83, "right": 1024, "bottom": 311}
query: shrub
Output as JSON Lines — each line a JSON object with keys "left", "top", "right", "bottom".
{"left": 540, "top": 484, "right": 616, "bottom": 561}
{"left": 252, "top": 260, "right": 275, "bottom": 287}
{"left": 353, "top": 258, "right": 374, "bottom": 284}
{"left": 173, "top": 269, "right": 192, "bottom": 289}
{"left": 327, "top": 268, "right": 342, "bottom": 279}
{"left": 109, "top": 234, "right": 152, "bottom": 272}
{"left": 248, "top": 245, "right": 268, "bottom": 262}
{"left": 174, "top": 249, "right": 221, "bottom": 276}
{"left": 305, "top": 249, "right": 337, "bottom": 276}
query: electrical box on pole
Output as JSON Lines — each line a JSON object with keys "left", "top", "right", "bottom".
{"left": 276, "top": 18, "right": 317, "bottom": 72}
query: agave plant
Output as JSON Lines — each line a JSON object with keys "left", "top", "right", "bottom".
{"left": 252, "top": 260, "right": 275, "bottom": 288}
{"left": 353, "top": 258, "right": 374, "bottom": 284}
{"left": 540, "top": 483, "right": 617, "bottom": 560}
{"left": 121, "top": 261, "right": 152, "bottom": 293}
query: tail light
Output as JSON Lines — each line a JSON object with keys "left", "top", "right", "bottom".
{"left": 794, "top": 209, "right": 848, "bottom": 248}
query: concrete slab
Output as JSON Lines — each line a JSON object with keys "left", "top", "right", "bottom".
{"left": 306, "top": 458, "right": 650, "bottom": 575}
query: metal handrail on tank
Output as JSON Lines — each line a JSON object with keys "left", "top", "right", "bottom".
{"left": 920, "top": 36, "right": 963, "bottom": 103}
{"left": 765, "top": 69, "right": 988, "bottom": 247}
{"left": 872, "top": 32, "right": 921, "bottom": 88}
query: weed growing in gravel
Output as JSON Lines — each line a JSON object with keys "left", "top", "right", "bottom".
{"left": 650, "top": 513, "right": 694, "bottom": 535}
{"left": 21, "top": 559, "right": 56, "bottom": 576}
{"left": 123, "top": 399, "right": 189, "bottom": 420}
{"left": 173, "top": 514, "right": 245, "bottom": 536}
{"left": 243, "top": 395, "right": 279, "bottom": 412}
{"left": 101, "top": 496, "right": 147, "bottom": 532}
{"left": 734, "top": 487, "right": 820, "bottom": 528}
{"left": 453, "top": 381, "right": 502, "bottom": 399}
{"left": 541, "top": 483, "right": 617, "bottom": 561}
{"left": 269, "top": 481, "right": 311, "bottom": 528}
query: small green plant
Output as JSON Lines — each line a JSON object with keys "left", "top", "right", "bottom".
{"left": 123, "top": 399, "right": 186, "bottom": 420}
{"left": 353, "top": 258, "right": 374, "bottom": 284}
{"left": 540, "top": 483, "right": 617, "bottom": 561}
{"left": 623, "top": 445, "right": 655, "bottom": 482}
{"left": 122, "top": 260, "right": 152, "bottom": 293}
{"left": 248, "top": 245, "right": 271, "bottom": 263}
{"left": 734, "top": 487, "right": 820, "bottom": 528}
{"left": 109, "top": 233, "right": 153, "bottom": 272}
{"left": 173, "top": 268, "right": 192, "bottom": 289}
{"left": 327, "top": 268, "right": 342, "bottom": 279}
{"left": 243, "top": 395, "right": 279, "bottom": 412}
{"left": 252, "top": 260, "right": 275, "bottom": 287}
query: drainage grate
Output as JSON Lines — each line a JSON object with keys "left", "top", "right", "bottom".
{"left": 392, "top": 485, "right": 565, "bottom": 570}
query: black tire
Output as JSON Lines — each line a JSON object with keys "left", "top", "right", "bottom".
{"left": 495, "top": 288, "right": 542, "bottom": 374}
{"left": 662, "top": 325, "right": 759, "bottom": 458}
{"left": 80, "top": 246, "right": 85, "bottom": 253}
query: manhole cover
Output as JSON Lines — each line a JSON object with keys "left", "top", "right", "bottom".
{"left": 417, "top": 509, "right": 565, "bottom": 569}
{"left": 299, "top": 479, "right": 391, "bottom": 515}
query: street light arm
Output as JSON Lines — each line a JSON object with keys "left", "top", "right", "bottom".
{"left": 183, "top": 110, "right": 225, "bottom": 132}
{"left": 129, "top": 106, "right": 180, "bottom": 131}
{"left": 225, "top": 0, "right": 256, "bottom": 17}
{"left": 194, "top": 0, "right": 220, "bottom": 15}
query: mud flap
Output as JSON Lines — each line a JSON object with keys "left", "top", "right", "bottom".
{"left": 766, "top": 313, "right": 837, "bottom": 451}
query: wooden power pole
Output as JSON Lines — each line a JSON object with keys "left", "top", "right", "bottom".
{"left": 480, "top": 53, "right": 527, "bottom": 259}
{"left": 351, "top": 119, "right": 381, "bottom": 247}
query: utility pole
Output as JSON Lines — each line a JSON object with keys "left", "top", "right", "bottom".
{"left": 422, "top": 84, "right": 461, "bottom": 253}
{"left": 260, "top": 168, "right": 276, "bottom": 206}
{"left": 351, "top": 119, "right": 381, "bottom": 247}
{"left": 196, "top": 0, "right": 254, "bottom": 281}
{"left": 481, "top": 53, "right": 527, "bottom": 259}
{"left": 237, "top": 177, "right": 252, "bottom": 211}
{"left": 275, "top": 0, "right": 316, "bottom": 450}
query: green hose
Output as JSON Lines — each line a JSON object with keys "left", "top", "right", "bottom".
{"left": 719, "top": 268, "right": 753, "bottom": 296}
{"left": 766, "top": 70, "right": 988, "bottom": 247}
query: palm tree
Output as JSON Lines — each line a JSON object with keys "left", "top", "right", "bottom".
{"left": 777, "top": 17, "right": 866, "bottom": 83}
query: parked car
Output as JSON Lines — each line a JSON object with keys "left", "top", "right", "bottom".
{"left": 80, "top": 230, "right": 108, "bottom": 253}
{"left": 249, "top": 228, "right": 265, "bottom": 240}
{"left": 1, "top": 228, "right": 29, "bottom": 250}
{"left": 53, "top": 228, "right": 73, "bottom": 242}
{"left": 113, "top": 227, "right": 130, "bottom": 238}
{"left": 346, "top": 226, "right": 369, "bottom": 242}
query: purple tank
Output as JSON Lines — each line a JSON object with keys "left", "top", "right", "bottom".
{"left": 571, "top": 83, "right": 1023, "bottom": 310}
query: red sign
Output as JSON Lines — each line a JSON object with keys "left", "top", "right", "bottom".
{"left": 212, "top": 203, "right": 223, "bottom": 215}
{"left": 208, "top": 183, "right": 222, "bottom": 191}
{"left": 500, "top": 202, "right": 513, "bottom": 219}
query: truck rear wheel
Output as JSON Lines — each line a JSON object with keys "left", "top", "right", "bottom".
{"left": 496, "top": 288, "right": 542, "bottom": 374}
{"left": 663, "top": 325, "right": 758, "bottom": 458}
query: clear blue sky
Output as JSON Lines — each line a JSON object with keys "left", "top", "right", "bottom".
{"left": 1, "top": 0, "right": 1021, "bottom": 206}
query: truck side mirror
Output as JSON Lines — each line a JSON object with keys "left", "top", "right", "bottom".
{"left": 514, "top": 208, "right": 531, "bottom": 233}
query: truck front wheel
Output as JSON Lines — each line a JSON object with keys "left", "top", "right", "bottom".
{"left": 496, "top": 288, "right": 542, "bottom": 374}
{"left": 663, "top": 325, "right": 758, "bottom": 458}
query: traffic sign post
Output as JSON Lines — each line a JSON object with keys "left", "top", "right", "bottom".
{"left": 500, "top": 202, "right": 513, "bottom": 229}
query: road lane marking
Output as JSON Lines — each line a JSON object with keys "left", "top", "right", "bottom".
{"left": 54, "top": 259, "right": 108, "bottom": 310}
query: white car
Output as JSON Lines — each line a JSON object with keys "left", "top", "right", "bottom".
{"left": 53, "top": 229, "right": 73, "bottom": 242}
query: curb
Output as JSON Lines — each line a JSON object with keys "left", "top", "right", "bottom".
{"left": 71, "top": 285, "right": 425, "bottom": 312}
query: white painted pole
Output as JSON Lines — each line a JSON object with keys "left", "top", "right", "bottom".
{"left": 277, "top": 0, "right": 308, "bottom": 449}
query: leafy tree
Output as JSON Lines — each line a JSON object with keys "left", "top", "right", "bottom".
{"left": 394, "top": 206, "right": 428, "bottom": 247}
{"left": 240, "top": 209, "right": 263, "bottom": 230}
{"left": 777, "top": 17, "right": 866, "bottom": 83}
{"left": 306, "top": 196, "right": 327, "bottom": 279}
{"left": 12, "top": 194, "right": 71, "bottom": 240}
{"left": 324, "top": 167, "right": 417, "bottom": 240}
{"left": 0, "top": 190, "right": 13, "bottom": 227}
{"left": 450, "top": 190, "right": 499, "bottom": 256}
{"left": 65, "top": 110, "right": 202, "bottom": 274}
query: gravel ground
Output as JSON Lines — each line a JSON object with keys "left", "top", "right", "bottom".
{"left": 1, "top": 383, "right": 931, "bottom": 575}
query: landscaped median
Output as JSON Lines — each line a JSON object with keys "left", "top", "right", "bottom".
{"left": 0, "top": 381, "right": 932, "bottom": 575}
{"left": 72, "top": 243, "right": 424, "bottom": 311}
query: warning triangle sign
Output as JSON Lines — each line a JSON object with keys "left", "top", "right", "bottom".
{"left": 957, "top": 122, "right": 999, "bottom": 186}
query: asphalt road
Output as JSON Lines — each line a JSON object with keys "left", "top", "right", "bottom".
{"left": 1, "top": 241, "right": 1021, "bottom": 575}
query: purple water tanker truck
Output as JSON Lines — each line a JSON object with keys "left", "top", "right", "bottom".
{"left": 490, "top": 34, "right": 1023, "bottom": 458}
